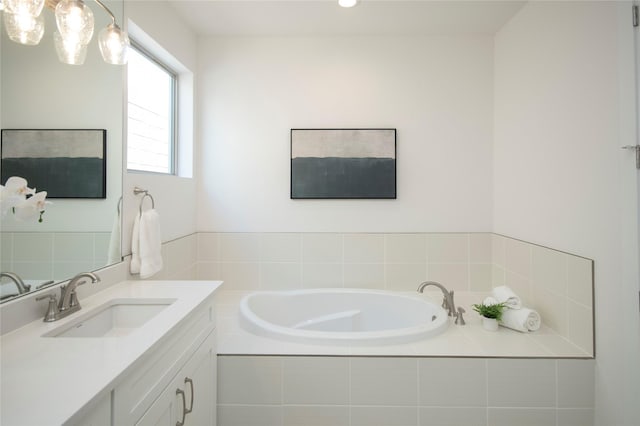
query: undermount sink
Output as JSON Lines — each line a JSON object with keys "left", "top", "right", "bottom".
{"left": 44, "top": 298, "right": 176, "bottom": 338}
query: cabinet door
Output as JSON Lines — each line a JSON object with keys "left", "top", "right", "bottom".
{"left": 183, "top": 331, "right": 216, "bottom": 426}
{"left": 136, "top": 330, "right": 216, "bottom": 426}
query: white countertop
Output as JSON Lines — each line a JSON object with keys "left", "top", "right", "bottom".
{"left": 0, "top": 280, "right": 222, "bottom": 426}
{"left": 216, "top": 290, "right": 591, "bottom": 358}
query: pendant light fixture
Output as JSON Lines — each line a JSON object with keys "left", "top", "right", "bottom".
{"left": 1, "top": 0, "right": 129, "bottom": 65}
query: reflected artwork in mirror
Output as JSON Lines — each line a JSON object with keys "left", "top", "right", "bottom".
{"left": 0, "top": 0, "right": 125, "bottom": 303}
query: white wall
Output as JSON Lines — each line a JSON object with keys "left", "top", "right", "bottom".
{"left": 493, "top": 2, "right": 639, "bottom": 425}
{"left": 197, "top": 36, "right": 494, "bottom": 232}
{"left": 122, "top": 1, "right": 198, "bottom": 252}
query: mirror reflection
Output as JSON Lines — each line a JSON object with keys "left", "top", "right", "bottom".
{"left": 0, "top": 0, "right": 124, "bottom": 303}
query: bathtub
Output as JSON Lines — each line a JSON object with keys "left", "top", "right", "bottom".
{"left": 239, "top": 288, "right": 449, "bottom": 346}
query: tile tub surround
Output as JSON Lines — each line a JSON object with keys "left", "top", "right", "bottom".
{"left": 197, "top": 232, "right": 594, "bottom": 355}
{"left": 217, "top": 356, "right": 595, "bottom": 426}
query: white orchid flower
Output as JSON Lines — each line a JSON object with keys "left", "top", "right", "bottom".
{"left": 14, "top": 191, "right": 49, "bottom": 223}
{"left": 0, "top": 177, "right": 35, "bottom": 216}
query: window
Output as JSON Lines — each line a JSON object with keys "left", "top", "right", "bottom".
{"left": 127, "top": 41, "right": 177, "bottom": 174}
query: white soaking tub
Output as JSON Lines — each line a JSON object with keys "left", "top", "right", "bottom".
{"left": 239, "top": 288, "right": 449, "bottom": 346}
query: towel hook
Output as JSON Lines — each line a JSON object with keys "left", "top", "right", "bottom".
{"left": 133, "top": 187, "right": 155, "bottom": 214}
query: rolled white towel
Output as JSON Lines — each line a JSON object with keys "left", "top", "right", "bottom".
{"left": 499, "top": 307, "right": 541, "bottom": 332}
{"left": 483, "top": 296, "right": 498, "bottom": 306}
{"left": 491, "top": 285, "right": 522, "bottom": 310}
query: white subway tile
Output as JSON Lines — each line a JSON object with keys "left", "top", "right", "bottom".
{"left": 351, "top": 358, "right": 418, "bottom": 406}
{"left": 217, "top": 356, "right": 282, "bottom": 404}
{"left": 567, "top": 301, "right": 593, "bottom": 355}
{"left": 470, "top": 263, "right": 493, "bottom": 291}
{"left": 426, "top": 234, "right": 469, "bottom": 263}
{"left": 557, "top": 408, "right": 594, "bottom": 426}
{"left": 196, "top": 262, "right": 220, "bottom": 280}
{"left": 260, "top": 262, "right": 301, "bottom": 290}
{"left": 491, "top": 234, "right": 506, "bottom": 267}
{"left": 218, "top": 405, "right": 283, "bottom": 426}
{"left": 13, "top": 233, "right": 53, "bottom": 262}
{"left": 567, "top": 256, "right": 593, "bottom": 308}
{"left": 504, "top": 237, "right": 532, "bottom": 279}
{"left": 352, "top": 406, "right": 417, "bottom": 426}
{"left": 491, "top": 264, "right": 506, "bottom": 287}
{"left": 426, "top": 263, "right": 469, "bottom": 291}
{"left": 385, "top": 234, "right": 427, "bottom": 263}
{"left": 219, "top": 233, "right": 260, "bottom": 262}
{"left": 344, "top": 263, "right": 385, "bottom": 289}
{"left": 12, "top": 261, "right": 52, "bottom": 280}
{"left": 557, "top": 360, "right": 595, "bottom": 408}
{"left": 532, "top": 245, "right": 567, "bottom": 297}
{"left": 283, "top": 406, "right": 349, "bottom": 426}
{"left": 344, "top": 234, "right": 385, "bottom": 263}
{"left": 386, "top": 263, "right": 427, "bottom": 291}
{"left": 197, "top": 232, "right": 219, "bottom": 261}
{"left": 283, "top": 357, "right": 349, "bottom": 405}
{"left": 302, "top": 263, "right": 343, "bottom": 288}
{"left": 419, "top": 407, "right": 487, "bottom": 426}
{"left": 53, "top": 261, "right": 97, "bottom": 281}
{"left": 533, "top": 287, "right": 568, "bottom": 336}
{"left": 487, "top": 408, "right": 556, "bottom": 426}
{"left": 487, "top": 359, "right": 556, "bottom": 407}
{"left": 219, "top": 262, "right": 260, "bottom": 290}
{"left": 470, "top": 233, "right": 492, "bottom": 263}
{"left": 261, "top": 233, "right": 302, "bottom": 262}
{"left": 418, "top": 358, "right": 487, "bottom": 406}
{"left": 302, "top": 233, "right": 343, "bottom": 263}
{"left": 504, "top": 270, "right": 533, "bottom": 306}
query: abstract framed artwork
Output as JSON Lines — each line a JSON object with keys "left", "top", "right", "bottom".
{"left": 291, "top": 128, "right": 397, "bottom": 199}
{"left": 1, "top": 129, "right": 107, "bottom": 198}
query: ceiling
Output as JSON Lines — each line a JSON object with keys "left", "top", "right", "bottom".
{"left": 166, "top": 0, "right": 527, "bottom": 36}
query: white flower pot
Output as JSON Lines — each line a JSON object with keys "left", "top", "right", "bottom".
{"left": 482, "top": 317, "right": 499, "bottom": 331}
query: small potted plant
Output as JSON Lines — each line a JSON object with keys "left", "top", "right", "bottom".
{"left": 472, "top": 302, "right": 506, "bottom": 331}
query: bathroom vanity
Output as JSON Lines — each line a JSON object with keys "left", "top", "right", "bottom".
{"left": 0, "top": 280, "right": 222, "bottom": 425}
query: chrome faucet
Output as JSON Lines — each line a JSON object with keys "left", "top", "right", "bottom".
{"left": 0, "top": 272, "right": 31, "bottom": 294}
{"left": 417, "top": 280, "right": 457, "bottom": 317}
{"left": 35, "top": 272, "right": 100, "bottom": 322}
{"left": 59, "top": 272, "right": 100, "bottom": 313}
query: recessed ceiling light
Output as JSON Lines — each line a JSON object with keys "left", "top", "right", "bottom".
{"left": 338, "top": 0, "right": 358, "bottom": 8}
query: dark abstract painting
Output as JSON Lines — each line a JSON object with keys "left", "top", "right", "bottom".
{"left": 1, "top": 129, "right": 106, "bottom": 198}
{"left": 291, "top": 129, "right": 396, "bottom": 199}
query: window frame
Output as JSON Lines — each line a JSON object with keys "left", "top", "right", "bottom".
{"left": 127, "top": 38, "right": 179, "bottom": 175}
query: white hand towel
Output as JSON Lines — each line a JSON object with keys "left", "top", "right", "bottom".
{"left": 139, "top": 209, "right": 163, "bottom": 279}
{"left": 491, "top": 285, "right": 522, "bottom": 310}
{"left": 130, "top": 212, "right": 141, "bottom": 275}
{"left": 499, "top": 307, "right": 541, "bottom": 332}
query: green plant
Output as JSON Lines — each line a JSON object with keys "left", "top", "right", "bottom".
{"left": 472, "top": 302, "right": 507, "bottom": 320}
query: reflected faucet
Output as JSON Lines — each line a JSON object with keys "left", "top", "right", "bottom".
{"left": 417, "top": 281, "right": 456, "bottom": 317}
{"left": 0, "top": 272, "right": 31, "bottom": 294}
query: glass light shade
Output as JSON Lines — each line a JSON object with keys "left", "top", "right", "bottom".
{"left": 5, "top": 0, "right": 44, "bottom": 16}
{"left": 0, "top": 0, "right": 6, "bottom": 12}
{"left": 98, "top": 23, "right": 129, "bottom": 65}
{"left": 338, "top": 0, "right": 358, "bottom": 7}
{"left": 54, "top": 31, "right": 87, "bottom": 65}
{"left": 3, "top": 11, "right": 44, "bottom": 45}
{"left": 55, "top": 0, "right": 94, "bottom": 45}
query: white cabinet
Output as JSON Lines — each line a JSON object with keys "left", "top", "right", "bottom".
{"left": 136, "top": 330, "right": 216, "bottom": 426}
{"left": 112, "top": 298, "right": 217, "bottom": 426}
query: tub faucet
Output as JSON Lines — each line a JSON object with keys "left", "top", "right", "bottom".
{"left": 417, "top": 281, "right": 456, "bottom": 318}
{"left": 0, "top": 272, "right": 31, "bottom": 294}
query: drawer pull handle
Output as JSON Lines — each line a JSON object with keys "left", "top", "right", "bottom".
{"left": 176, "top": 388, "right": 187, "bottom": 426}
{"left": 184, "top": 377, "right": 194, "bottom": 415}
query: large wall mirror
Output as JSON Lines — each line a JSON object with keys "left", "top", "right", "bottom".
{"left": 0, "top": 0, "right": 124, "bottom": 303}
